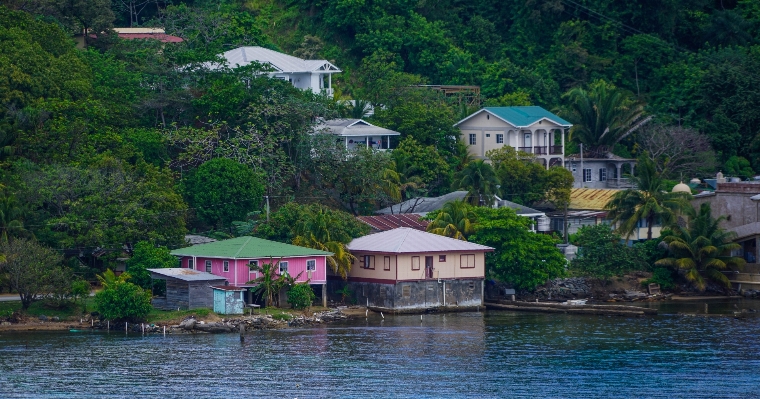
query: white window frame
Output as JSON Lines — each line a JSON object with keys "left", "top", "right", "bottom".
{"left": 306, "top": 259, "right": 316, "bottom": 271}
{"left": 223, "top": 260, "right": 229, "bottom": 272}
{"left": 496, "top": 134, "right": 504, "bottom": 144}
{"left": 599, "top": 168, "right": 607, "bottom": 182}
{"left": 583, "top": 168, "right": 592, "bottom": 183}
{"left": 469, "top": 133, "right": 476, "bottom": 145}
{"left": 279, "top": 261, "right": 289, "bottom": 274}
{"left": 205, "top": 260, "right": 212, "bottom": 273}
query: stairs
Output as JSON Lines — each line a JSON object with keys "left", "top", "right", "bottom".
{"left": 727, "top": 264, "right": 760, "bottom": 291}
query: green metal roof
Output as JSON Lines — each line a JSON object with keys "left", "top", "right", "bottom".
{"left": 170, "top": 236, "right": 332, "bottom": 259}
{"left": 479, "top": 106, "right": 572, "bottom": 128}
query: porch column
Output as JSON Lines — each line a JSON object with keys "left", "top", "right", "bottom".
{"left": 345, "top": 137, "right": 348, "bottom": 149}
{"left": 322, "top": 283, "right": 327, "bottom": 308}
{"left": 630, "top": 162, "right": 635, "bottom": 177}
{"left": 561, "top": 130, "right": 565, "bottom": 167}
{"left": 386, "top": 135, "right": 390, "bottom": 150}
{"left": 366, "top": 137, "right": 369, "bottom": 149}
{"left": 328, "top": 73, "right": 331, "bottom": 90}
{"left": 616, "top": 164, "right": 622, "bottom": 187}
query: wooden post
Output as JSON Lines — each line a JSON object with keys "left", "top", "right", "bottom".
{"left": 322, "top": 283, "right": 327, "bottom": 308}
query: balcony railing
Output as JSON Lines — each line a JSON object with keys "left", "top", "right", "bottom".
{"left": 518, "top": 146, "right": 532, "bottom": 154}
{"left": 550, "top": 145, "right": 563, "bottom": 155}
{"left": 534, "top": 146, "right": 548, "bottom": 155}
{"left": 606, "top": 178, "right": 635, "bottom": 189}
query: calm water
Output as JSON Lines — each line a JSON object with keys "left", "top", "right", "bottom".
{"left": 2, "top": 301, "right": 760, "bottom": 398}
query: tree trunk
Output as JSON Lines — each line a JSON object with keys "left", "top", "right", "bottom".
{"left": 647, "top": 214, "right": 654, "bottom": 240}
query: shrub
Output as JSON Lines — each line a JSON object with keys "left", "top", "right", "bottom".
{"left": 570, "top": 224, "right": 647, "bottom": 281}
{"left": 287, "top": 283, "right": 316, "bottom": 309}
{"left": 95, "top": 281, "right": 152, "bottom": 322}
{"left": 643, "top": 267, "right": 676, "bottom": 290}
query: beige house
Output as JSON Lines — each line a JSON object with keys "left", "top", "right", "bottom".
{"left": 455, "top": 106, "right": 572, "bottom": 168}
{"left": 338, "top": 228, "right": 493, "bottom": 312}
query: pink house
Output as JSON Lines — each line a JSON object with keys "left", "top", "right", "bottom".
{"left": 170, "top": 236, "right": 333, "bottom": 307}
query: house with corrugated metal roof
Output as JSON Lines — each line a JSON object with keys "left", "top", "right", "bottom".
{"left": 147, "top": 268, "right": 227, "bottom": 311}
{"left": 205, "top": 46, "right": 340, "bottom": 97}
{"left": 315, "top": 119, "right": 400, "bottom": 151}
{"left": 170, "top": 236, "right": 333, "bottom": 307}
{"left": 337, "top": 227, "right": 493, "bottom": 312}
{"left": 455, "top": 106, "right": 571, "bottom": 168}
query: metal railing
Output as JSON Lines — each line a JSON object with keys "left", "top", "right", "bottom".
{"left": 550, "top": 145, "right": 564, "bottom": 155}
{"left": 606, "top": 178, "right": 635, "bottom": 188}
{"left": 518, "top": 146, "right": 532, "bottom": 154}
{"left": 534, "top": 146, "right": 548, "bottom": 155}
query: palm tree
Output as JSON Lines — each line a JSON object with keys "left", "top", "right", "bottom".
{"left": 97, "top": 269, "right": 131, "bottom": 289}
{"left": 562, "top": 80, "right": 650, "bottom": 157}
{"left": 605, "top": 156, "right": 691, "bottom": 240}
{"left": 656, "top": 203, "right": 745, "bottom": 291}
{"left": 426, "top": 200, "right": 476, "bottom": 240}
{"left": 454, "top": 160, "right": 500, "bottom": 206}
{"left": 292, "top": 206, "right": 357, "bottom": 280}
{"left": 248, "top": 258, "right": 296, "bottom": 307}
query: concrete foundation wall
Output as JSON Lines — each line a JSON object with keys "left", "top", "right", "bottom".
{"left": 330, "top": 279, "right": 483, "bottom": 310}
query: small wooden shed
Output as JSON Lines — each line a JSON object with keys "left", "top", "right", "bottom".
{"left": 148, "top": 268, "right": 227, "bottom": 310}
{"left": 212, "top": 286, "right": 246, "bottom": 315}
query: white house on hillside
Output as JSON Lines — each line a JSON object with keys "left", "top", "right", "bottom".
{"left": 207, "top": 46, "right": 340, "bottom": 97}
{"left": 455, "top": 106, "right": 572, "bottom": 169}
{"left": 315, "top": 119, "right": 400, "bottom": 151}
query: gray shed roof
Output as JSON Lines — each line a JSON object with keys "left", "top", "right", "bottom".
{"left": 315, "top": 119, "right": 400, "bottom": 137}
{"left": 376, "top": 191, "right": 469, "bottom": 215}
{"left": 209, "top": 46, "right": 340, "bottom": 73}
{"left": 347, "top": 227, "right": 493, "bottom": 254}
{"left": 148, "top": 268, "right": 227, "bottom": 282}
{"left": 494, "top": 198, "right": 545, "bottom": 217}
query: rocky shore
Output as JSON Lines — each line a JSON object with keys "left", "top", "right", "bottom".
{"left": 0, "top": 309, "right": 352, "bottom": 334}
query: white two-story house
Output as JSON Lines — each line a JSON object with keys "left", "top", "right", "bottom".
{"left": 455, "top": 106, "right": 571, "bottom": 169}
{"left": 207, "top": 46, "right": 340, "bottom": 97}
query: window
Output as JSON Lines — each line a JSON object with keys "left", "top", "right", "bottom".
{"left": 411, "top": 256, "right": 420, "bottom": 270}
{"left": 364, "top": 255, "right": 375, "bottom": 270}
{"left": 439, "top": 255, "right": 446, "bottom": 262}
{"left": 496, "top": 134, "right": 503, "bottom": 144}
{"left": 279, "top": 261, "right": 289, "bottom": 274}
{"left": 187, "top": 259, "right": 194, "bottom": 269}
{"left": 583, "top": 168, "right": 592, "bottom": 182}
{"left": 205, "top": 260, "right": 212, "bottom": 273}
{"left": 599, "top": 168, "right": 607, "bottom": 182}
{"left": 460, "top": 254, "right": 475, "bottom": 269}
{"left": 306, "top": 259, "right": 316, "bottom": 271}
{"left": 223, "top": 261, "right": 229, "bottom": 272}
{"left": 469, "top": 134, "right": 476, "bottom": 145}
{"left": 384, "top": 256, "right": 391, "bottom": 271}
{"left": 485, "top": 133, "right": 490, "bottom": 137}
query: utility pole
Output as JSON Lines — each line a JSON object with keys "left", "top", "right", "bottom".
{"left": 265, "top": 195, "right": 270, "bottom": 222}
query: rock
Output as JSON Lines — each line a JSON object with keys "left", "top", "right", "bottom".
{"left": 195, "top": 323, "right": 233, "bottom": 333}
{"left": 51, "top": 316, "right": 60, "bottom": 322}
{"left": 38, "top": 315, "right": 47, "bottom": 321}
{"left": 179, "top": 318, "right": 196, "bottom": 330}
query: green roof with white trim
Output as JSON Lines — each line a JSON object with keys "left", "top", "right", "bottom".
{"left": 170, "top": 236, "right": 332, "bottom": 258}
{"left": 456, "top": 106, "right": 572, "bottom": 128}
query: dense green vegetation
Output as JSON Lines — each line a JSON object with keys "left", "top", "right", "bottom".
{"left": 2, "top": 0, "right": 759, "bottom": 305}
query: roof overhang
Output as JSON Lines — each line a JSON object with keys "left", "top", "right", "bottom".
{"left": 454, "top": 109, "right": 572, "bottom": 129}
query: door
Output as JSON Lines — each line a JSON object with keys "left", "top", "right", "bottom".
{"left": 524, "top": 132, "right": 532, "bottom": 147}
{"left": 425, "top": 256, "right": 434, "bottom": 279}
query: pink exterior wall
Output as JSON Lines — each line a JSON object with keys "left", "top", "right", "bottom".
{"left": 180, "top": 256, "right": 327, "bottom": 285}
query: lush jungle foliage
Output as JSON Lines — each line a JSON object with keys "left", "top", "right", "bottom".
{"left": 2, "top": 0, "right": 760, "bottom": 295}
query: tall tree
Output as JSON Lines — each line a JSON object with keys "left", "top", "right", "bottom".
{"left": 656, "top": 203, "right": 745, "bottom": 291}
{"left": 562, "top": 80, "right": 649, "bottom": 157}
{"left": 605, "top": 156, "right": 692, "bottom": 240}
{"left": 454, "top": 160, "right": 500, "bottom": 206}
{"left": 291, "top": 206, "right": 358, "bottom": 280}
{"left": 0, "top": 238, "right": 65, "bottom": 309}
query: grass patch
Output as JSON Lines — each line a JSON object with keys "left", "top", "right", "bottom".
{"left": 0, "top": 298, "right": 95, "bottom": 320}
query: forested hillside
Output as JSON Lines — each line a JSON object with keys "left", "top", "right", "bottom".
{"left": 1, "top": 0, "right": 759, "bottom": 278}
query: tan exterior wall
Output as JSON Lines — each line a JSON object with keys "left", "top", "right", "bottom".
{"left": 458, "top": 111, "right": 564, "bottom": 159}
{"left": 395, "top": 252, "right": 485, "bottom": 280}
{"left": 349, "top": 252, "right": 398, "bottom": 281}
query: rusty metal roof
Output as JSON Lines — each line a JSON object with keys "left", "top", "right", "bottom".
{"left": 569, "top": 188, "right": 622, "bottom": 210}
{"left": 147, "top": 268, "right": 227, "bottom": 282}
{"left": 357, "top": 214, "right": 429, "bottom": 232}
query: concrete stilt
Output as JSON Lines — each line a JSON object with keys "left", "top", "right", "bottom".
{"left": 322, "top": 283, "right": 327, "bottom": 308}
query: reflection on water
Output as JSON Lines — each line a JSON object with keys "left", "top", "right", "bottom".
{"left": 1, "top": 304, "right": 759, "bottom": 398}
